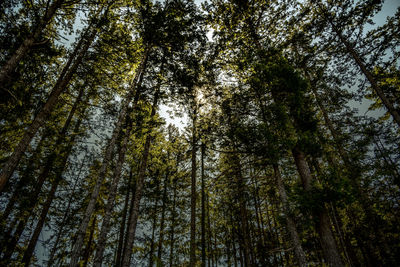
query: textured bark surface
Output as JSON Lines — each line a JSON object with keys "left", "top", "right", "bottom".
{"left": 273, "top": 164, "right": 307, "bottom": 267}
{"left": 292, "top": 147, "right": 344, "bottom": 267}
{"left": 121, "top": 90, "right": 159, "bottom": 267}
{"left": 93, "top": 118, "right": 133, "bottom": 267}
{"left": 190, "top": 112, "right": 197, "bottom": 267}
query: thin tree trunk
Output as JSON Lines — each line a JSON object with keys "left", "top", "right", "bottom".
{"left": 21, "top": 115, "right": 83, "bottom": 266}
{"left": 69, "top": 45, "right": 150, "bottom": 267}
{"left": 121, "top": 89, "right": 160, "bottom": 267}
{"left": 47, "top": 154, "right": 86, "bottom": 267}
{"left": 82, "top": 216, "right": 96, "bottom": 267}
{"left": 0, "top": 0, "right": 64, "bottom": 89}
{"left": 273, "top": 164, "right": 307, "bottom": 267}
{"left": 93, "top": 116, "right": 133, "bottom": 266}
{"left": 1, "top": 87, "right": 85, "bottom": 263}
{"left": 292, "top": 147, "right": 343, "bottom": 267}
{"left": 148, "top": 197, "right": 158, "bottom": 267}
{"left": 168, "top": 178, "right": 177, "bottom": 267}
{"left": 190, "top": 108, "right": 197, "bottom": 267}
{"left": 201, "top": 142, "right": 206, "bottom": 267}
{"left": 156, "top": 171, "right": 169, "bottom": 263}
{"left": 319, "top": 4, "right": 400, "bottom": 128}
{"left": 0, "top": 24, "right": 98, "bottom": 192}
{"left": 115, "top": 169, "right": 133, "bottom": 267}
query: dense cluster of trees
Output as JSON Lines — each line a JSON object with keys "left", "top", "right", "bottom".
{"left": 1, "top": 0, "right": 399, "bottom": 266}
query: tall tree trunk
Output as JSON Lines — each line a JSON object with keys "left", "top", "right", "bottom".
{"left": 0, "top": 0, "right": 64, "bottom": 90}
{"left": 318, "top": 4, "right": 400, "bottom": 128}
{"left": 82, "top": 216, "right": 97, "bottom": 267}
{"left": 0, "top": 129, "right": 48, "bottom": 224}
{"left": 47, "top": 154, "right": 86, "bottom": 267}
{"left": 148, "top": 197, "right": 158, "bottom": 267}
{"left": 168, "top": 178, "right": 177, "bottom": 267}
{"left": 115, "top": 169, "right": 133, "bottom": 267}
{"left": 93, "top": 116, "right": 133, "bottom": 267}
{"left": 292, "top": 147, "right": 343, "bottom": 267}
{"left": 157, "top": 171, "right": 169, "bottom": 263}
{"left": 21, "top": 115, "right": 83, "bottom": 266}
{"left": 0, "top": 24, "right": 98, "bottom": 192}
{"left": 0, "top": 87, "right": 85, "bottom": 264}
{"left": 69, "top": 45, "right": 150, "bottom": 267}
{"left": 273, "top": 164, "right": 307, "bottom": 267}
{"left": 201, "top": 142, "right": 206, "bottom": 267}
{"left": 121, "top": 89, "right": 159, "bottom": 267}
{"left": 190, "top": 107, "right": 197, "bottom": 267}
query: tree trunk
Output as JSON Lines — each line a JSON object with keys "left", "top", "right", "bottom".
{"left": 47, "top": 155, "right": 86, "bottom": 267}
{"left": 121, "top": 89, "right": 159, "bottom": 267}
{"left": 0, "top": 24, "right": 97, "bottom": 192}
{"left": 21, "top": 115, "right": 83, "bottom": 266}
{"left": 292, "top": 147, "right": 344, "bottom": 267}
{"left": 115, "top": 169, "right": 133, "bottom": 267}
{"left": 69, "top": 45, "right": 149, "bottom": 267}
{"left": 201, "top": 142, "right": 206, "bottom": 267}
{"left": 82, "top": 216, "right": 97, "bottom": 267}
{"left": 93, "top": 116, "right": 133, "bottom": 267}
{"left": 168, "top": 178, "right": 177, "bottom": 267}
{"left": 273, "top": 164, "right": 307, "bottom": 267}
{"left": 156, "top": 171, "right": 169, "bottom": 264}
{"left": 0, "top": 0, "right": 64, "bottom": 90}
{"left": 320, "top": 5, "right": 400, "bottom": 128}
{"left": 190, "top": 107, "right": 197, "bottom": 267}
{"left": 1, "top": 87, "right": 85, "bottom": 263}
{"left": 148, "top": 198, "right": 158, "bottom": 267}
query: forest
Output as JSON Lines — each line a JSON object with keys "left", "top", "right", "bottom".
{"left": 0, "top": 0, "right": 399, "bottom": 266}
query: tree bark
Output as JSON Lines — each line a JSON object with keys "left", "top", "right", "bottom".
{"left": 292, "top": 147, "right": 344, "bottom": 267}
{"left": 156, "top": 170, "right": 169, "bottom": 263}
{"left": 190, "top": 108, "right": 197, "bottom": 267}
{"left": 201, "top": 142, "right": 206, "bottom": 267}
{"left": 93, "top": 116, "right": 133, "bottom": 267}
{"left": 273, "top": 164, "right": 307, "bottom": 267}
{"left": 69, "top": 45, "right": 149, "bottom": 267}
{"left": 21, "top": 115, "right": 83, "bottom": 266}
{"left": 115, "top": 169, "right": 133, "bottom": 267}
{"left": 47, "top": 155, "right": 86, "bottom": 267}
{"left": 121, "top": 89, "right": 159, "bottom": 267}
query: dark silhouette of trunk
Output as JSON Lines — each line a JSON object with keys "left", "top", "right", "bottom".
{"left": 82, "top": 216, "right": 97, "bottom": 267}
{"left": 69, "top": 45, "right": 150, "bottom": 267}
{"left": 120, "top": 173, "right": 137, "bottom": 267}
{"left": 0, "top": 87, "right": 85, "bottom": 264}
{"left": 292, "top": 147, "right": 343, "bottom": 267}
{"left": 47, "top": 155, "right": 86, "bottom": 267}
{"left": 115, "top": 169, "right": 133, "bottom": 267}
{"left": 317, "top": 4, "right": 400, "bottom": 128}
{"left": 0, "top": 0, "right": 64, "bottom": 90}
{"left": 273, "top": 164, "right": 307, "bottom": 266}
{"left": 156, "top": 170, "right": 169, "bottom": 263}
{"left": 93, "top": 115, "right": 133, "bottom": 267}
{"left": 121, "top": 89, "right": 159, "bottom": 267}
{"left": 168, "top": 177, "right": 177, "bottom": 267}
{"left": 190, "top": 104, "right": 198, "bottom": 267}
{"left": 200, "top": 142, "right": 206, "bottom": 267}
{"left": 0, "top": 24, "right": 98, "bottom": 192}
{"left": 0, "top": 129, "right": 48, "bottom": 224}
{"left": 21, "top": 115, "right": 83, "bottom": 266}
{"left": 148, "top": 197, "right": 158, "bottom": 267}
